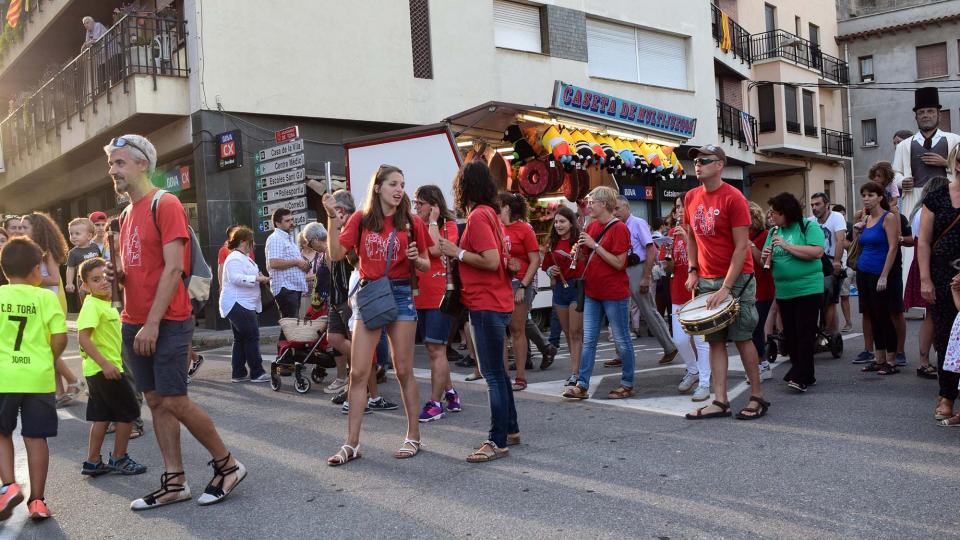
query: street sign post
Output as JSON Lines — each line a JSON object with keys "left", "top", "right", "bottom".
{"left": 256, "top": 167, "right": 305, "bottom": 190}
{"left": 274, "top": 126, "right": 300, "bottom": 144}
{"left": 258, "top": 197, "right": 308, "bottom": 217}
{"left": 255, "top": 153, "right": 305, "bottom": 176}
{"left": 255, "top": 139, "right": 304, "bottom": 163}
{"left": 258, "top": 183, "right": 306, "bottom": 202}
{"left": 258, "top": 210, "right": 313, "bottom": 232}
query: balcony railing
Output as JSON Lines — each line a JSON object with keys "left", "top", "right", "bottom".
{"left": 821, "top": 128, "right": 853, "bottom": 157}
{"left": 751, "top": 30, "right": 849, "bottom": 84}
{"left": 710, "top": 4, "right": 752, "bottom": 65}
{"left": 0, "top": 15, "right": 188, "bottom": 163}
{"left": 717, "top": 100, "right": 758, "bottom": 150}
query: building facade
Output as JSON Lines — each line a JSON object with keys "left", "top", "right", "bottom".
{"left": 838, "top": 0, "right": 960, "bottom": 207}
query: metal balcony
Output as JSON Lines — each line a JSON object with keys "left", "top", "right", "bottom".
{"left": 717, "top": 100, "right": 758, "bottom": 150}
{"left": 751, "top": 30, "right": 849, "bottom": 84}
{"left": 821, "top": 128, "right": 853, "bottom": 157}
{"left": 711, "top": 4, "right": 752, "bottom": 65}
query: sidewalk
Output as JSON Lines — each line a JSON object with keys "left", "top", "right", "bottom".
{"left": 65, "top": 314, "right": 281, "bottom": 348}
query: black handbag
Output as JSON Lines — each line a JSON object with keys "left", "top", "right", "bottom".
{"left": 575, "top": 220, "right": 618, "bottom": 313}
{"left": 439, "top": 260, "right": 465, "bottom": 317}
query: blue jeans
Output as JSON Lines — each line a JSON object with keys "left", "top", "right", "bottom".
{"left": 470, "top": 310, "right": 518, "bottom": 447}
{"left": 578, "top": 296, "right": 635, "bottom": 390}
{"left": 548, "top": 308, "right": 562, "bottom": 348}
{"left": 226, "top": 304, "right": 266, "bottom": 380}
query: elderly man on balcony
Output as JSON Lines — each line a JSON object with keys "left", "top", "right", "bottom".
{"left": 82, "top": 16, "right": 108, "bottom": 50}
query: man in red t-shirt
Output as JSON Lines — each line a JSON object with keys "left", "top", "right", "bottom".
{"left": 683, "top": 145, "right": 768, "bottom": 421}
{"left": 105, "top": 134, "right": 245, "bottom": 510}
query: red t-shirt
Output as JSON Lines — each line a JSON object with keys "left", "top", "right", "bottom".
{"left": 751, "top": 229, "right": 775, "bottom": 302}
{"left": 339, "top": 212, "right": 432, "bottom": 281}
{"left": 415, "top": 220, "right": 459, "bottom": 310}
{"left": 120, "top": 190, "right": 192, "bottom": 324}
{"left": 541, "top": 238, "right": 585, "bottom": 281}
{"left": 583, "top": 219, "right": 631, "bottom": 301}
{"left": 217, "top": 245, "right": 253, "bottom": 265}
{"left": 670, "top": 231, "right": 692, "bottom": 305}
{"left": 683, "top": 183, "right": 754, "bottom": 279}
{"left": 503, "top": 220, "right": 539, "bottom": 279}
{"left": 459, "top": 206, "right": 513, "bottom": 313}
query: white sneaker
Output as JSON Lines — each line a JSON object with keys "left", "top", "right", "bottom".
{"left": 677, "top": 371, "right": 698, "bottom": 394}
{"left": 249, "top": 374, "right": 270, "bottom": 383}
{"left": 691, "top": 385, "right": 711, "bottom": 402}
{"left": 745, "top": 361, "right": 773, "bottom": 382}
{"left": 324, "top": 378, "right": 348, "bottom": 394}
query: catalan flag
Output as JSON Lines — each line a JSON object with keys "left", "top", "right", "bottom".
{"left": 6, "top": 0, "right": 22, "bottom": 28}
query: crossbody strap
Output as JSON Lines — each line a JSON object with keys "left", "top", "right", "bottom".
{"left": 581, "top": 219, "right": 619, "bottom": 275}
{"left": 348, "top": 225, "right": 397, "bottom": 298}
{"left": 934, "top": 211, "right": 960, "bottom": 250}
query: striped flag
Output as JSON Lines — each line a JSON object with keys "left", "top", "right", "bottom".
{"left": 6, "top": 0, "right": 22, "bottom": 28}
{"left": 740, "top": 111, "right": 755, "bottom": 148}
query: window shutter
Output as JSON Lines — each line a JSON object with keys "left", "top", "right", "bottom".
{"left": 409, "top": 0, "right": 432, "bottom": 79}
{"left": 636, "top": 27, "right": 687, "bottom": 89}
{"left": 493, "top": 0, "right": 542, "bottom": 53}
{"left": 784, "top": 85, "right": 799, "bottom": 133}
{"left": 916, "top": 42, "right": 947, "bottom": 79}
{"left": 586, "top": 18, "right": 639, "bottom": 83}
{"left": 758, "top": 83, "right": 776, "bottom": 133}
{"left": 941, "top": 110, "right": 953, "bottom": 133}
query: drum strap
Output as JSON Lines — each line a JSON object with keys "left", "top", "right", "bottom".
{"left": 733, "top": 273, "right": 755, "bottom": 300}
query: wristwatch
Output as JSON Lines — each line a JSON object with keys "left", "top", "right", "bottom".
{"left": 457, "top": 249, "right": 466, "bottom": 261}
{"left": 688, "top": 267, "right": 698, "bottom": 273}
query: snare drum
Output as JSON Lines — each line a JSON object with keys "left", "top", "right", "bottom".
{"left": 676, "top": 293, "right": 740, "bottom": 336}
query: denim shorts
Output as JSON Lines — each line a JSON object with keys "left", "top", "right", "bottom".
{"left": 122, "top": 318, "right": 193, "bottom": 396}
{"left": 418, "top": 308, "right": 453, "bottom": 344}
{"left": 553, "top": 279, "right": 582, "bottom": 308}
{"left": 697, "top": 274, "right": 758, "bottom": 344}
{"left": 355, "top": 281, "right": 418, "bottom": 323}
{"left": 512, "top": 279, "right": 536, "bottom": 307}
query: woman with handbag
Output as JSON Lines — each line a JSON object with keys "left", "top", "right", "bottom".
{"left": 412, "top": 185, "right": 462, "bottom": 422}
{"left": 438, "top": 161, "right": 517, "bottom": 463}
{"left": 542, "top": 206, "right": 585, "bottom": 387}
{"left": 219, "top": 226, "right": 271, "bottom": 383}
{"left": 760, "top": 193, "right": 825, "bottom": 392}
{"left": 919, "top": 144, "right": 960, "bottom": 421}
{"left": 323, "top": 165, "right": 431, "bottom": 466}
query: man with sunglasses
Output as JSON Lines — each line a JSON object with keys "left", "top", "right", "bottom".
{"left": 682, "top": 145, "right": 768, "bottom": 421}
{"left": 103, "top": 135, "right": 246, "bottom": 510}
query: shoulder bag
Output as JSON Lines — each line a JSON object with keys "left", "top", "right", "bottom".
{"left": 350, "top": 220, "right": 399, "bottom": 330}
{"left": 575, "top": 219, "right": 619, "bottom": 313}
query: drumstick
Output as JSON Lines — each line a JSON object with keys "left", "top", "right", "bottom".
{"left": 107, "top": 218, "right": 122, "bottom": 309}
{"left": 407, "top": 221, "right": 419, "bottom": 297}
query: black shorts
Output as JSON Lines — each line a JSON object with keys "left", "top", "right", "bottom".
{"left": 0, "top": 393, "right": 57, "bottom": 438}
{"left": 328, "top": 302, "right": 352, "bottom": 338}
{"left": 85, "top": 372, "right": 141, "bottom": 423}
{"left": 122, "top": 319, "right": 193, "bottom": 396}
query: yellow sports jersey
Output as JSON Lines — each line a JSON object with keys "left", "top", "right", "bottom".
{"left": 0, "top": 284, "right": 67, "bottom": 393}
{"left": 76, "top": 295, "right": 123, "bottom": 377}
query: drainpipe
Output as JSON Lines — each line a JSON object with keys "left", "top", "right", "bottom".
{"left": 844, "top": 42, "right": 856, "bottom": 213}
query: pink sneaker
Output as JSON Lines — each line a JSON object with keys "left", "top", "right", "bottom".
{"left": 418, "top": 401, "right": 444, "bottom": 423}
{"left": 27, "top": 498, "right": 52, "bottom": 520}
{"left": 0, "top": 483, "right": 23, "bottom": 521}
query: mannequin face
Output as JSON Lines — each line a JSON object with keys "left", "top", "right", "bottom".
{"left": 915, "top": 107, "right": 940, "bottom": 132}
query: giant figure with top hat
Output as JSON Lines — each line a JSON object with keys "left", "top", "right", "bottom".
{"left": 893, "top": 86, "right": 960, "bottom": 215}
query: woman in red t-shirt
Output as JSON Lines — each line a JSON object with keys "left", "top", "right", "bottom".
{"left": 496, "top": 192, "right": 541, "bottom": 392}
{"left": 542, "top": 206, "right": 585, "bottom": 387}
{"left": 412, "top": 184, "right": 461, "bottom": 423}
{"left": 438, "top": 161, "right": 516, "bottom": 463}
{"left": 561, "top": 186, "right": 635, "bottom": 401}
{"left": 323, "top": 165, "right": 431, "bottom": 466}
{"left": 748, "top": 202, "right": 776, "bottom": 370}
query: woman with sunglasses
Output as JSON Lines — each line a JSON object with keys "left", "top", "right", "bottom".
{"left": 323, "top": 165, "right": 431, "bottom": 466}
{"left": 412, "top": 185, "right": 462, "bottom": 422}
{"left": 542, "top": 206, "right": 585, "bottom": 387}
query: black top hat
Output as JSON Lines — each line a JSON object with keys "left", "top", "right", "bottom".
{"left": 914, "top": 87, "right": 942, "bottom": 112}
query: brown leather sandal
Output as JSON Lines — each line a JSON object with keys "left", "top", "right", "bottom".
{"left": 467, "top": 441, "right": 509, "bottom": 463}
{"left": 607, "top": 385, "right": 634, "bottom": 399}
{"left": 562, "top": 385, "right": 589, "bottom": 399}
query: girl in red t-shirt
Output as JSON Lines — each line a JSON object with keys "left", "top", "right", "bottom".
{"left": 323, "top": 165, "right": 431, "bottom": 466}
{"left": 412, "top": 184, "right": 461, "bottom": 423}
{"left": 496, "top": 192, "right": 541, "bottom": 392}
{"left": 542, "top": 206, "right": 585, "bottom": 387}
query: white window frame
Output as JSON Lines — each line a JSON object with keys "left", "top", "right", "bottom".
{"left": 586, "top": 18, "right": 688, "bottom": 89}
{"left": 493, "top": 0, "right": 542, "bottom": 54}
{"left": 862, "top": 119, "right": 878, "bottom": 147}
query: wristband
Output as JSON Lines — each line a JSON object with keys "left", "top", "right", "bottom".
{"left": 457, "top": 249, "right": 466, "bottom": 261}
{"left": 688, "top": 267, "right": 698, "bottom": 273}
{"left": 429, "top": 221, "right": 438, "bottom": 227}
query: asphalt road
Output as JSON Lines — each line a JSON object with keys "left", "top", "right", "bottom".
{"left": 4, "top": 302, "right": 959, "bottom": 539}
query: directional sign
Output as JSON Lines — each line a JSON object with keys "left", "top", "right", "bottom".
{"left": 258, "top": 183, "right": 306, "bottom": 202}
{"left": 255, "top": 139, "right": 304, "bottom": 163}
{"left": 275, "top": 126, "right": 300, "bottom": 144}
{"left": 257, "top": 167, "right": 305, "bottom": 190}
{"left": 258, "top": 210, "right": 313, "bottom": 232}
{"left": 255, "top": 153, "right": 304, "bottom": 176}
{"left": 258, "top": 197, "right": 308, "bottom": 217}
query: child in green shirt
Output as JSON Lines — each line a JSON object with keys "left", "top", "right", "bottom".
{"left": 76, "top": 258, "right": 146, "bottom": 478}
{"left": 0, "top": 238, "right": 67, "bottom": 522}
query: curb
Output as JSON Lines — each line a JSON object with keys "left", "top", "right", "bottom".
{"left": 193, "top": 328, "right": 282, "bottom": 348}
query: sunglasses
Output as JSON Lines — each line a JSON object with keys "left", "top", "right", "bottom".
{"left": 694, "top": 157, "right": 721, "bottom": 166}
{"left": 109, "top": 137, "right": 149, "bottom": 161}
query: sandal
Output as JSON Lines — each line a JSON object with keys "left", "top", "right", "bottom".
{"left": 861, "top": 362, "right": 885, "bottom": 372}
{"left": 466, "top": 441, "right": 508, "bottom": 463}
{"left": 506, "top": 433, "right": 521, "bottom": 446}
{"left": 561, "top": 385, "right": 589, "bottom": 400}
{"left": 877, "top": 364, "right": 900, "bottom": 375}
{"left": 603, "top": 358, "right": 623, "bottom": 367}
{"left": 512, "top": 378, "right": 527, "bottom": 391}
{"left": 607, "top": 385, "right": 634, "bottom": 399}
{"left": 937, "top": 415, "right": 960, "bottom": 427}
{"left": 197, "top": 453, "right": 246, "bottom": 506}
{"left": 736, "top": 396, "right": 771, "bottom": 420}
{"left": 394, "top": 438, "right": 422, "bottom": 459}
{"left": 685, "top": 400, "right": 731, "bottom": 420}
{"left": 916, "top": 365, "right": 938, "bottom": 379}
{"left": 130, "top": 471, "right": 192, "bottom": 510}
{"left": 327, "top": 444, "right": 361, "bottom": 467}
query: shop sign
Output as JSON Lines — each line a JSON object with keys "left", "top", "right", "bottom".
{"left": 552, "top": 81, "right": 697, "bottom": 140}
{"left": 621, "top": 186, "right": 648, "bottom": 201}
{"left": 256, "top": 167, "right": 305, "bottom": 190}
{"left": 274, "top": 126, "right": 300, "bottom": 144}
{"left": 216, "top": 130, "right": 243, "bottom": 171}
{"left": 164, "top": 165, "right": 191, "bottom": 193}
{"left": 257, "top": 197, "right": 308, "bottom": 217}
{"left": 258, "top": 182, "right": 306, "bottom": 202}
{"left": 255, "top": 153, "right": 305, "bottom": 176}
{"left": 258, "top": 210, "right": 312, "bottom": 232}
{"left": 255, "top": 139, "right": 304, "bottom": 163}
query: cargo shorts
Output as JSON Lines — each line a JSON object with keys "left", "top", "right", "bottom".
{"left": 697, "top": 273, "right": 758, "bottom": 344}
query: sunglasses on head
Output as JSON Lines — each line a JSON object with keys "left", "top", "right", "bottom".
{"left": 109, "top": 137, "right": 149, "bottom": 161}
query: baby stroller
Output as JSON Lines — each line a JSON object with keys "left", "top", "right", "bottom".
{"left": 271, "top": 310, "right": 337, "bottom": 394}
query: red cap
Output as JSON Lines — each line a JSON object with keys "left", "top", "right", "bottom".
{"left": 88, "top": 211, "right": 108, "bottom": 222}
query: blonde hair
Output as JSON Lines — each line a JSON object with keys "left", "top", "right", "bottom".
{"left": 748, "top": 202, "right": 765, "bottom": 231}
{"left": 68, "top": 217, "right": 95, "bottom": 235}
{"left": 949, "top": 144, "right": 959, "bottom": 183}
{"left": 587, "top": 186, "right": 618, "bottom": 212}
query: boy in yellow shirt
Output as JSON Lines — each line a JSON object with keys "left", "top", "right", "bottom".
{"left": 76, "top": 258, "right": 146, "bottom": 477}
{"left": 0, "top": 238, "right": 67, "bottom": 521}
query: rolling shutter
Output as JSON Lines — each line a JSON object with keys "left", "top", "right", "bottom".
{"left": 586, "top": 18, "right": 639, "bottom": 83}
{"left": 493, "top": 0, "right": 542, "bottom": 53}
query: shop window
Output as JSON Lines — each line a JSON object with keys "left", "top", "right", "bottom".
{"left": 784, "top": 85, "right": 800, "bottom": 134}
{"left": 758, "top": 83, "right": 776, "bottom": 133}
{"left": 410, "top": 0, "right": 433, "bottom": 79}
{"left": 493, "top": 0, "right": 543, "bottom": 54}
{"left": 802, "top": 90, "right": 816, "bottom": 136}
{"left": 859, "top": 56, "right": 874, "bottom": 82}
{"left": 586, "top": 18, "right": 688, "bottom": 89}
{"left": 862, "top": 119, "right": 878, "bottom": 147}
{"left": 916, "top": 42, "right": 947, "bottom": 79}
{"left": 941, "top": 110, "right": 952, "bottom": 133}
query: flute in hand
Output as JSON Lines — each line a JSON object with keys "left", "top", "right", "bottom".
{"left": 763, "top": 226, "right": 779, "bottom": 270}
